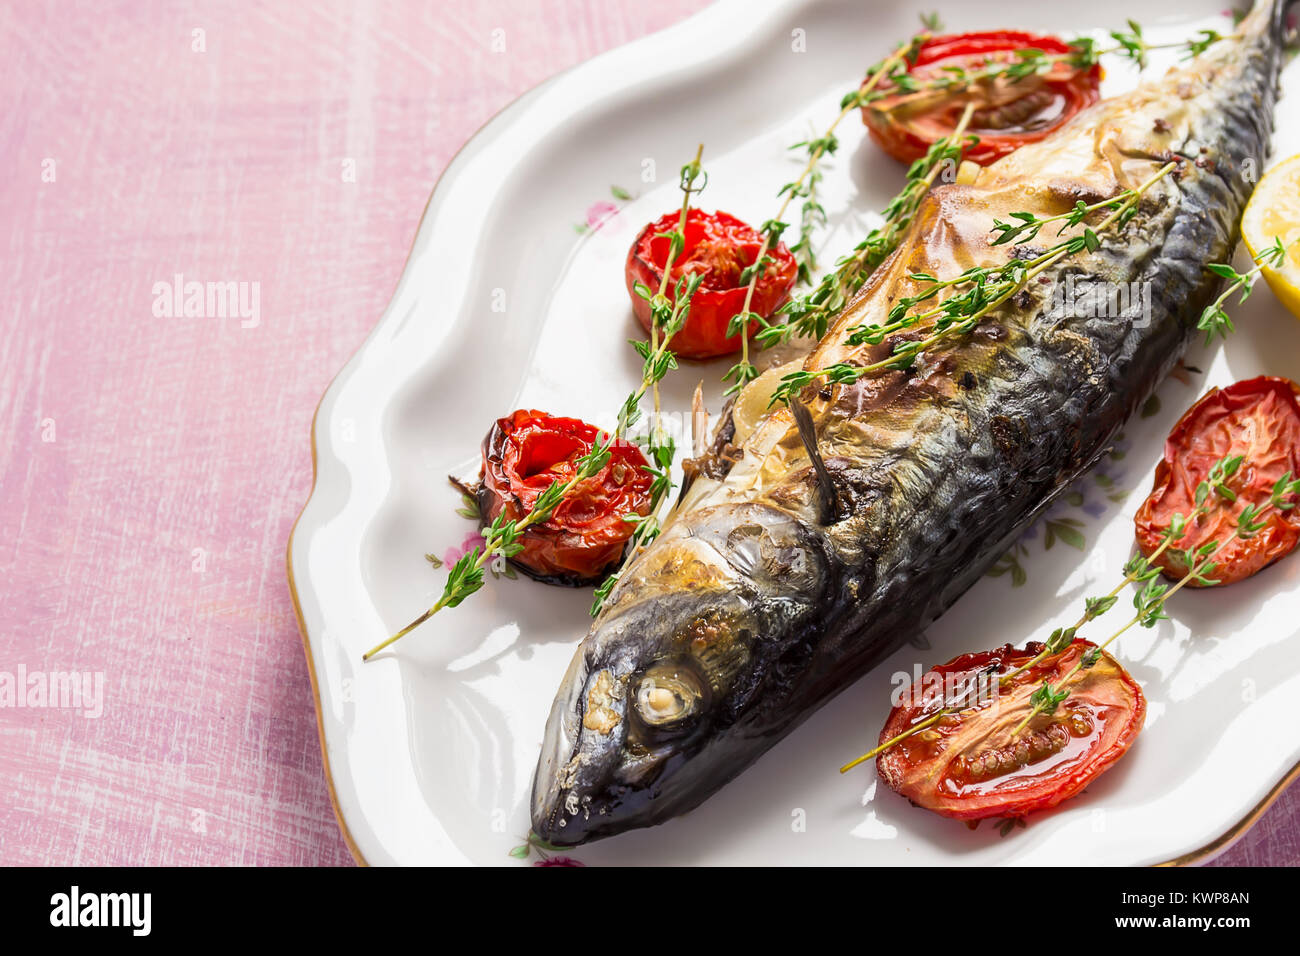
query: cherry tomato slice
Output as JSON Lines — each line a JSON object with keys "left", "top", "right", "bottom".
{"left": 477, "top": 409, "right": 652, "bottom": 584}
{"left": 862, "top": 31, "right": 1102, "bottom": 166}
{"left": 625, "top": 209, "right": 798, "bottom": 361}
{"left": 877, "top": 639, "right": 1145, "bottom": 820}
{"left": 1134, "top": 376, "right": 1300, "bottom": 587}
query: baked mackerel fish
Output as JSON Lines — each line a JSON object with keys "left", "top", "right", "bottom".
{"left": 532, "top": 0, "right": 1290, "bottom": 845}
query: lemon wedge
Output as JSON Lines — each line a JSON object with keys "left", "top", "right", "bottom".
{"left": 1241, "top": 153, "right": 1300, "bottom": 319}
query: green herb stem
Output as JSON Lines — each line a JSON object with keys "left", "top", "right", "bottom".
{"left": 361, "top": 451, "right": 615, "bottom": 660}
{"left": 841, "top": 453, "right": 1259, "bottom": 768}
{"left": 365, "top": 148, "right": 710, "bottom": 659}
{"left": 778, "top": 161, "right": 1176, "bottom": 407}
{"left": 1198, "top": 237, "right": 1294, "bottom": 344}
{"left": 861, "top": 26, "right": 1240, "bottom": 107}
{"left": 1011, "top": 475, "right": 1300, "bottom": 735}
{"left": 762, "top": 103, "right": 977, "bottom": 353}
{"left": 723, "top": 38, "right": 924, "bottom": 397}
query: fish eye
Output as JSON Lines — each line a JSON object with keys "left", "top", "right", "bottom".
{"left": 636, "top": 678, "right": 693, "bottom": 725}
{"left": 633, "top": 664, "right": 708, "bottom": 732}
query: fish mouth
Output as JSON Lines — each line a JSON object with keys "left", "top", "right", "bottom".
{"left": 530, "top": 589, "right": 745, "bottom": 846}
{"left": 530, "top": 646, "right": 705, "bottom": 845}
{"left": 530, "top": 647, "right": 634, "bottom": 845}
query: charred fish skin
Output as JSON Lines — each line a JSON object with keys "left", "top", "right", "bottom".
{"left": 531, "top": 0, "right": 1289, "bottom": 846}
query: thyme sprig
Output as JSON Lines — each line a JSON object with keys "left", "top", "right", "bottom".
{"left": 988, "top": 191, "right": 1150, "bottom": 247}
{"left": 839, "top": 452, "right": 1248, "bottom": 772}
{"left": 919, "top": 11, "right": 943, "bottom": 33}
{"left": 1013, "top": 470, "right": 1300, "bottom": 735}
{"left": 1198, "top": 237, "right": 1291, "bottom": 344}
{"left": 773, "top": 162, "right": 1176, "bottom": 409}
{"left": 634, "top": 144, "right": 708, "bottom": 434}
{"left": 721, "top": 37, "right": 926, "bottom": 397}
{"left": 758, "top": 104, "right": 978, "bottom": 353}
{"left": 361, "top": 441, "right": 617, "bottom": 660}
{"left": 1003, "top": 456, "right": 1246, "bottom": 674}
{"left": 590, "top": 151, "right": 713, "bottom": 615}
{"left": 861, "top": 23, "right": 1239, "bottom": 107}
{"left": 363, "top": 149, "right": 709, "bottom": 660}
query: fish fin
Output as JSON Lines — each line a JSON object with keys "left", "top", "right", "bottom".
{"left": 448, "top": 471, "right": 480, "bottom": 502}
{"left": 691, "top": 383, "right": 708, "bottom": 458}
{"left": 788, "top": 397, "right": 841, "bottom": 523}
{"left": 673, "top": 382, "right": 710, "bottom": 504}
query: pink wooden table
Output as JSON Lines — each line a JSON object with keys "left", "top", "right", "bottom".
{"left": 1, "top": 0, "right": 1294, "bottom": 866}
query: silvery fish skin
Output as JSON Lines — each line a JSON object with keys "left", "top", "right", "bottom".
{"left": 532, "top": 0, "right": 1289, "bottom": 845}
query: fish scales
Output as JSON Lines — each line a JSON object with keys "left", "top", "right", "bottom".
{"left": 532, "top": 0, "right": 1290, "bottom": 844}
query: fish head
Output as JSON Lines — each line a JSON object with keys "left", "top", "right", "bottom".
{"left": 530, "top": 502, "right": 829, "bottom": 845}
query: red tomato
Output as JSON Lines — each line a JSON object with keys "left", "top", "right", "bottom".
{"left": 862, "top": 31, "right": 1102, "bottom": 166}
{"left": 1134, "top": 376, "right": 1300, "bottom": 587}
{"left": 625, "top": 209, "right": 797, "bottom": 361}
{"left": 478, "top": 410, "right": 652, "bottom": 584}
{"left": 877, "top": 639, "right": 1145, "bottom": 820}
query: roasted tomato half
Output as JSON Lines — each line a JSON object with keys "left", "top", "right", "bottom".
{"left": 625, "top": 208, "right": 798, "bottom": 360}
{"left": 477, "top": 409, "right": 652, "bottom": 584}
{"left": 862, "top": 31, "right": 1102, "bottom": 166}
{"left": 877, "top": 639, "right": 1145, "bottom": 820}
{"left": 1134, "top": 376, "right": 1300, "bottom": 586}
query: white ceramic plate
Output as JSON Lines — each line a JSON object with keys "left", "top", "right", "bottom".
{"left": 288, "top": 0, "right": 1300, "bottom": 865}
